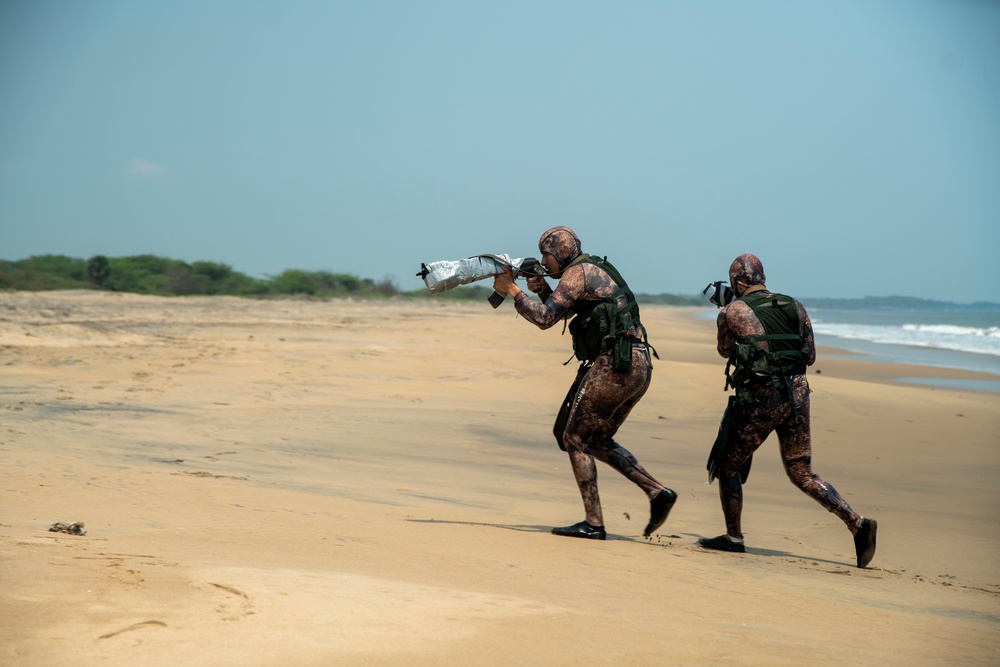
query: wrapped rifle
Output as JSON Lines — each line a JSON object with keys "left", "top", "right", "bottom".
{"left": 417, "top": 254, "right": 548, "bottom": 308}
{"left": 703, "top": 280, "right": 735, "bottom": 308}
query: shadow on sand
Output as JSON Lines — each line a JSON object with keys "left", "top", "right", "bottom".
{"left": 406, "top": 520, "right": 857, "bottom": 565}
{"left": 407, "top": 518, "right": 640, "bottom": 542}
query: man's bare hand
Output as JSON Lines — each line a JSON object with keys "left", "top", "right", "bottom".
{"left": 493, "top": 266, "right": 515, "bottom": 295}
{"left": 526, "top": 275, "right": 547, "bottom": 294}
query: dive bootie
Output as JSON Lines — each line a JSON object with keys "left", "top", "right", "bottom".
{"left": 551, "top": 520, "right": 607, "bottom": 540}
{"left": 643, "top": 487, "right": 678, "bottom": 537}
{"left": 698, "top": 534, "right": 746, "bottom": 553}
{"left": 854, "top": 518, "right": 877, "bottom": 568}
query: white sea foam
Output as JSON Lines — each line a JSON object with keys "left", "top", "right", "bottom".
{"left": 901, "top": 323, "right": 1000, "bottom": 338}
{"left": 811, "top": 322, "right": 1000, "bottom": 357}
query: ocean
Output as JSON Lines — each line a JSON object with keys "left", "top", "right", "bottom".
{"left": 698, "top": 305, "right": 1000, "bottom": 393}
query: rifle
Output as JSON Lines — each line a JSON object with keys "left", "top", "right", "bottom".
{"left": 418, "top": 254, "right": 549, "bottom": 308}
{"left": 703, "top": 280, "right": 735, "bottom": 308}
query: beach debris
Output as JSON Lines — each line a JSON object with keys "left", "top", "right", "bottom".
{"left": 48, "top": 521, "right": 86, "bottom": 535}
{"left": 173, "top": 470, "right": 248, "bottom": 480}
{"left": 98, "top": 620, "right": 167, "bottom": 640}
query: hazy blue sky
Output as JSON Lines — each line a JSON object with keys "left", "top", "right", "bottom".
{"left": 2, "top": 1, "right": 997, "bottom": 302}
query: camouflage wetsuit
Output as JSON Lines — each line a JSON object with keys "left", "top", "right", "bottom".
{"left": 716, "top": 288, "right": 863, "bottom": 540}
{"left": 703, "top": 254, "right": 876, "bottom": 568}
{"left": 509, "top": 228, "right": 671, "bottom": 533}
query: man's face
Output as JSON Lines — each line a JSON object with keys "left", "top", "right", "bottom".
{"left": 541, "top": 252, "right": 560, "bottom": 276}
{"left": 729, "top": 272, "right": 743, "bottom": 297}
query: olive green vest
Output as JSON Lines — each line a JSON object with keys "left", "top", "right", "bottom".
{"left": 725, "top": 290, "right": 807, "bottom": 404}
{"left": 566, "top": 256, "right": 649, "bottom": 372}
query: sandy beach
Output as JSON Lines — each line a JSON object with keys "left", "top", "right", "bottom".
{"left": 1, "top": 290, "right": 997, "bottom": 666}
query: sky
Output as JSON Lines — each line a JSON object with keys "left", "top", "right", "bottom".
{"left": 1, "top": 1, "right": 998, "bottom": 303}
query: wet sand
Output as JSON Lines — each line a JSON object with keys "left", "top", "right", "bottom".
{"left": 1, "top": 291, "right": 997, "bottom": 666}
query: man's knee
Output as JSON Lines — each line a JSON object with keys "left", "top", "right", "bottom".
{"left": 562, "top": 432, "right": 591, "bottom": 455}
{"left": 784, "top": 455, "right": 813, "bottom": 487}
{"left": 721, "top": 431, "right": 759, "bottom": 475}
{"left": 601, "top": 441, "right": 638, "bottom": 467}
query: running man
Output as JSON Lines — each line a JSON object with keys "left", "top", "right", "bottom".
{"left": 492, "top": 226, "right": 677, "bottom": 540}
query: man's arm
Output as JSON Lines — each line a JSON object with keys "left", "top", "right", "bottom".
{"left": 526, "top": 275, "right": 554, "bottom": 303}
{"left": 511, "top": 265, "right": 586, "bottom": 330}
{"left": 717, "top": 307, "right": 735, "bottom": 357}
{"left": 718, "top": 301, "right": 768, "bottom": 357}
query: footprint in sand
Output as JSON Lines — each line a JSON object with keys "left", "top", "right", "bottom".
{"left": 208, "top": 582, "right": 254, "bottom": 621}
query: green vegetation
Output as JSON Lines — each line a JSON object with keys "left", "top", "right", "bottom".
{"left": 0, "top": 253, "right": 705, "bottom": 304}
{"left": 0, "top": 254, "right": 398, "bottom": 299}
{"left": 0, "top": 255, "right": 90, "bottom": 290}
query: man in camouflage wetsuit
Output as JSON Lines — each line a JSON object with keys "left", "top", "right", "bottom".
{"left": 700, "top": 253, "right": 878, "bottom": 568}
{"left": 492, "top": 226, "right": 677, "bottom": 540}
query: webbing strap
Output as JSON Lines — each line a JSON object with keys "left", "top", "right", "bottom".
{"left": 751, "top": 333, "right": 800, "bottom": 342}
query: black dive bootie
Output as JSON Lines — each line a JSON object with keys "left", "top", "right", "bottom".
{"left": 698, "top": 534, "right": 746, "bottom": 553}
{"left": 643, "top": 487, "right": 678, "bottom": 537}
{"left": 551, "top": 520, "right": 607, "bottom": 540}
{"left": 854, "top": 518, "right": 877, "bottom": 568}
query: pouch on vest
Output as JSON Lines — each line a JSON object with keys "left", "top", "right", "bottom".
{"left": 729, "top": 342, "right": 772, "bottom": 404}
{"left": 735, "top": 342, "right": 773, "bottom": 381}
{"left": 569, "top": 301, "right": 614, "bottom": 363}
{"left": 565, "top": 256, "right": 648, "bottom": 373}
{"left": 613, "top": 334, "right": 633, "bottom": 373}
{"left": 568, "top": 316, "right": 594, "bottom": 362}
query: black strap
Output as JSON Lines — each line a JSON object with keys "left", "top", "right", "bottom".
{"left": 706, "top": 396, "right": 753, "bottom": 484}
{"left": 553, "top": 363, "right": 589, "bottom": 450}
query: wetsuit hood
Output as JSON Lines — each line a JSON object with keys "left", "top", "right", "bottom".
{"left": 538, "top": 226, "right": 582, "bottom": 272}
{"left": 729, "top": 253, "right": 766, "bottom": 297}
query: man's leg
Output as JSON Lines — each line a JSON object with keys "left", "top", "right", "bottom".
{"left": 776, "top": 378, "right": 876, "bottom": 566}
{"left": 699, "top": 388, "right": 778, "bottom": 552}
{"left": 594, "top": 441, "right": 677, "bottom": 537}
{"left": 548, "top": 445, "right": 606, "bottom": 540}
{"left": 564, "top": 445, "right": 604, "bottom": 528}
{"left": 595, "top": 443, "right": 663, "bottom": 496}
{"left": 575, "top": 353, "right": 677, "bottom": 536}
{"left": 555, "top": 365, "right": 607, "bottom": 539}
{"left": 775, "top": 382, "right": 861, "bottom": 529}
{"left": 716, "top": 428, "right": 766, "bottom": 542}
{"left": 583, "top": 352, "right": 667, "bottom": 498}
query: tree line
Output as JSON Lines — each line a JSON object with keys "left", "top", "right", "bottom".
{"left": 0, "top": 254, "right": 706, "bottom": 304}
{"left": 0, "top": 254, "right": 399, "bottom": 298}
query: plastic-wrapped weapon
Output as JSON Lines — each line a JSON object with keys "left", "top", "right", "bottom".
{"left": 703, "top": 280, "right": 735, "bottom": 308}
{"left": 417, "top": 254, "right": 548, "bottom": 308}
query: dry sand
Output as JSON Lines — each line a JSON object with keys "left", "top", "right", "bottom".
{"left": 1, "top": 290, "right": 997, "bottom": 666}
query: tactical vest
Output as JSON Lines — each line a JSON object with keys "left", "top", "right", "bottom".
{"left": 566, "top": 256, "right": 651, "bottom": 372}
{"left": 725, "top": 290, "right": 807, "bottom": 405}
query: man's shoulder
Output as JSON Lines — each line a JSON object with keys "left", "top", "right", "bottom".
{"left": 724, "top": 299, "right": 755, "bottom": 313}
{"left": 720, "top": 299, "right": 753, "bottom": 324}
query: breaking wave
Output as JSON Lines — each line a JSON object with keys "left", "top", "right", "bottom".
{"left": 810, "top": 322, "right": 1000, "bottom": 357}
